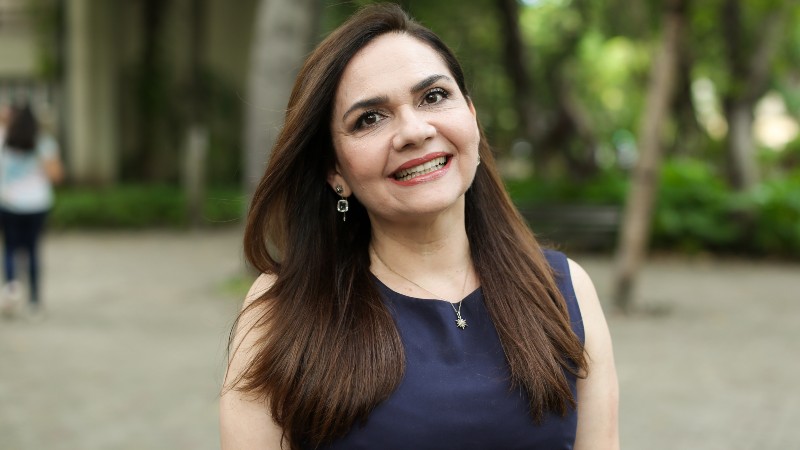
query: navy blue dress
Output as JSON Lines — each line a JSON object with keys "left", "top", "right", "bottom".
{"left": 317, "top": 250, "right": 584, "bottom": 450}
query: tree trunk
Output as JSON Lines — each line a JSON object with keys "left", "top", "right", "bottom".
{"left": 612, "top": 0, "right": 687, "bottom": 313}
{"left": 670, "top": 37, "right": 705, "bottom": 157}
{"left": 495, "top": 0, "right": 537, "bottom": 145}
{"left": 721, "top": 1, "right": 787, "bottom": 191}
{"left": 243, "top": 0, "right": 319, "bottom": 201}
{"left": 138, "top": 0, "right": 170, "bottom": 181}
{"left": 725, "top": 101, "right": 758, "bottom": 189}
{"left": 184, "top": 0, "right": 208, "bottom": 228}
{"left": 529, "top": 0, "right": 597, "bottom": 178}
{"left": 557, "top": 75, "right": 600, "bottom": 178}
{"left": 64, "top": 0, "right": 118, "bottom": 185}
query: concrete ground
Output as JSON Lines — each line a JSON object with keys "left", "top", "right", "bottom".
{"left": 0, "top": 228, "right": 797, "bottom": 449}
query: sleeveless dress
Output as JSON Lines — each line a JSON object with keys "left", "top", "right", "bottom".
{"left": 314, "top": 250, "right": 584, "bottom": 450}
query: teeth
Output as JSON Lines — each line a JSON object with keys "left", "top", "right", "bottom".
{"left": 394, "top": 156, "right": 447, "bottom": 181}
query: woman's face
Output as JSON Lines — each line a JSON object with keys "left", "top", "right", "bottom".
{"left": 328, "top": 33, "right": 480, "bottom": 224}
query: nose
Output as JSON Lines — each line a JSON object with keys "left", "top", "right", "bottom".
{"left": 391, "top": 108, "right": 436, "bottom": 151}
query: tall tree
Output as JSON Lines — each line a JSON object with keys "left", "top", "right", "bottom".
{"left": 136, "top": 0, "right": 171, "bottom": 180}
{"left": 496, "top": 0, "right": 537, "bottom": 142}
{"left": 612, "top": 0, "right": 688, "bottom": 313}
{"left": 497, "top": 0, "right": 600, "bottom": 177}
{"left": 243, "top": 0, "right": 320, "bottom": 200}
{"left": 670, "top": 32, "right": 706, "bottom": 157}
{"left": 183, "top": 0, "right": 208, "bottom": 227}
{"left": 721, "top": 0, "right": 789, "bottom": 190}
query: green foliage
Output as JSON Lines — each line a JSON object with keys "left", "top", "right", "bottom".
{"left": 48, "top": 165, "right": 800, "bottom": 258}
{"left": 652, "top": 159, "right": 742, "bottom": 251}
{"left": 507, "top": 159, "right": 800, "bottom": 258}
{"left": 50, "top": 185, "right": 245, "bottom": 229}
{"left": 506, "top": 170, "right": 628, "bottom": 205}
{"left": 39, "top": 0, "right": 798, "bottom": 261}
{"left": 653, "top": 160, "right": 800, "bottom": 257}
{"left": 27, "top": 0, "right": 63, "bottom": 80}
{"left": 574, "top": 33, "right": 651, "bottom": 135}
{"left": 735, "top": 173, "right": 800, "bottom": 256}
{"left": 201, "top": 70, "right": 245, "bottom": 186}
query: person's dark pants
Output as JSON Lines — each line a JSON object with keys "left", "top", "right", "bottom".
{"left": 1, "top": 209, "right": 48, "bottom": 304}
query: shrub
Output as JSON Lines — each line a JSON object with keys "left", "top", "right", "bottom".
{"left": 653, "top": 159, "right": 743, "bottom": 252}
{"left": 506, "top": 160, "right": 800, "bottom": 259}
{"left": 505, "top": 170, "right": 628, "bottom": 205}
{"left": 733, "top": 171, "right": 800, "bottom": 256}
{"left": 50, "top": 184, "right": 245, "bottom": 229}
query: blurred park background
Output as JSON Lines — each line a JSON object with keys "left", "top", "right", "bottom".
{"left": 1, "top": 0, "right": 799, "bottom": 261}
{"left": 1, "top": 0, "right": 799, "bottom": 448}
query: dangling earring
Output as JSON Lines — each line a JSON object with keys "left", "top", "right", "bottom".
{"left": 477, "top": 154, "right": 481, "bottom": 166}
{"left": 335, "top": 185, "right": 349, "bottom": 222}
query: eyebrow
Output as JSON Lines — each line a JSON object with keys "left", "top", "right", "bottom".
{"left": 410, "top": 74, "right": 450, "bottom": 94}
{"left": 341, "top": 74, "right": 453, "bottom": 122}
{"left": 341, "top": 95, "right": 389, "bottom": 123}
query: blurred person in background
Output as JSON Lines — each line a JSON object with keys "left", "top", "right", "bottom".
{"left": 221, "top": 4, "right": 617, "bottom": 450}
{"left": 0, "top": 104, "right": 64, "bottom": 319}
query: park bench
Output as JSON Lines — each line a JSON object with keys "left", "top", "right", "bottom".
{"left": 517, "top": 204, "right": 621, "bottom": 251}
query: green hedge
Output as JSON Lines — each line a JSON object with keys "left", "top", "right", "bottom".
{"left": 48, "top": 167, "right": 800, "bottom": 259}
{"left": 507, "top": 160, "right": 800, "bottom": 259}
{"left": 50, "top": 185, "right": 246, "bottom": 229}
{"left": 653, "top": 160, "right": 800, "bottom": 257}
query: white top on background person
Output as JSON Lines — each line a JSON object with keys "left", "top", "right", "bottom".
{"left": 0, "top": 133, "right": 60, "bottom": 214}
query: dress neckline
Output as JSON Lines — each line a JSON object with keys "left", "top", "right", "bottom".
{"left": 370, "top": 273, "right": 482, "bottom": 305}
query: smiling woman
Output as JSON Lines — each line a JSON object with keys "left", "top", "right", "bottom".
{"left": 221, "top": 4, "right": 618, "bottom": 450}
{"left": 328, "top": 33, "right": 480, "bottom": 222}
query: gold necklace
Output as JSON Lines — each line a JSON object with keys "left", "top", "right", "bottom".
{"left": 371, "top": 247, "right": 471, "bottom": 330}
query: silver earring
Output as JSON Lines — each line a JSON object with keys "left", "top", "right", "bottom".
{"left": 335, "top": 185, "right": 348, "bottom": 222}
{"left": 477, "top": 154, "right": 481, "bottom": 166}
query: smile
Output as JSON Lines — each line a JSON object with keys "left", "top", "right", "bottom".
{"left": 393, "top": 156, "right": 448, "bottom": 181}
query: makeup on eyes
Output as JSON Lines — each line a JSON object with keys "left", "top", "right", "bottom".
{"left": 349, "top": 86, "right": 452, "bottom": 132}
{"left": 342, "top": 73, "right": 454, "bottom": 119}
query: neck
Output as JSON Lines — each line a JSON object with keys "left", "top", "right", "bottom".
{"left": 368, "top": 202, "right": 475, "bottom": 302}
{"left": 369, "top": 207, "right": 470, "bottom": 274}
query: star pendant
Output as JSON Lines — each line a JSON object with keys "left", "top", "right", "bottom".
{"left": 456, "top": 318, "right": 468, "bottom": 329}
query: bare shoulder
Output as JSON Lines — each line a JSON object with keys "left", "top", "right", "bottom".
{"left": 245, "top": 273, "right": 277, "bottom": 306}
{"left": 567, "top": 259, "right": 620, "bottom": 450}
{"left": 565, "top": 259, "right": 613, "bottom": 375}
{"left": 229, "top": 273, "right": 277, "bottom": 360}
{"left": 220, "top": 273, "right": 285, "bottom": 450}
{"left": 566, "top": 259, "right": 603, "bottom": 323}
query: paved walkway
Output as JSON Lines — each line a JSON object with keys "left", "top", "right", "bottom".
{"left": 0, "top": 229, "right": 797, "bottom": 449}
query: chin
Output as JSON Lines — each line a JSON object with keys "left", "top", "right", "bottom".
{"left": 402, "top": 191, "right": 467, "bottom": 218}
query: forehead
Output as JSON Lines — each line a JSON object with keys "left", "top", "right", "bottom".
{"left": 335, "top": 33, "right": 451, "bottom": 102}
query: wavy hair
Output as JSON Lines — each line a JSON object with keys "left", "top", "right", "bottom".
{"left": 234, "top": 4, "right": 587, "bottom": 448}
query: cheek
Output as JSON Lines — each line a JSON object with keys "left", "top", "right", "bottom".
{"left": 470, "top": 123, "right": 480, "bottom": 149}
{"left": 454, "top": 115, "right": 480, "bottom": 152}
{"left": 338, "top": 144, "right": 387, "bottom": 185}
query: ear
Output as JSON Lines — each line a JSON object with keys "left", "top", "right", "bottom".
{"left": 326, "top": 164, "right": 351, "bottom": 196}
{"left": 466, "top": 96, "right": 477, "bottom": 118}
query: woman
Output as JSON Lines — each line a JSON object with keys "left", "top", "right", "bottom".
{"left": 221, "top": 4, "right": 618, "bottom": 449}
{"left": 0, "top": 104, "right": 64, "bottom": 317}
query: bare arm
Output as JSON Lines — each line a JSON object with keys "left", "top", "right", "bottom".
{"left": 220, "top": 274, "right": 286, "bottom": 450}
{"left": 42, "top": 156, "right": 64, "bottom": 184}
{"left": 37, "top": 136, "right": 65, "bottom": 184}
{"left": 569, "top": 259, "right": 620, "bottom": 450}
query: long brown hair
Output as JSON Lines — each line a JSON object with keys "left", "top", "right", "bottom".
{"left": 234, "top": 3, "right": 587, "bottom": 448}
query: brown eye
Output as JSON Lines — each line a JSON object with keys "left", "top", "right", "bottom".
{"left": 354, "top": 111, "right": 385, "bottom": 130}
{"left": 363, "top": 113, "right": 379, "bottom": 126}
{"left": 422, "top": 88, "right": 448, "bottom": 105}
